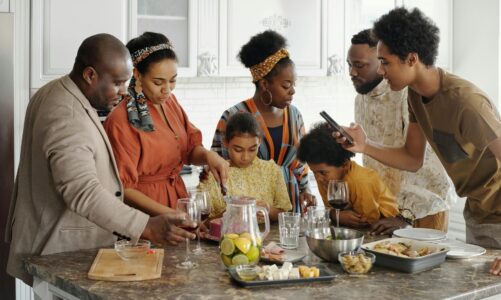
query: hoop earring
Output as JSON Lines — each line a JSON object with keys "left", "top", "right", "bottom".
{"left": 260, "top": 90, "right": 273, "bottom": 106}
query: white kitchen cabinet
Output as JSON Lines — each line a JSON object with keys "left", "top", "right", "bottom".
{"left": 30, "top": 0, "right": 453, "bottom": 88}
{"left": 31, "top": 0, "right": 131, "bottom": 88}
{"left": 31, "top": 0, "right": 198, "bottom": 88}
{"left": 0, "top": 0, "right": 9, "bottom": 12}
{"left": 131, "top": 0, "right": 198, "bottom": 77}
{"left": 218, "top": 0, "right": 328, "bottom": 77}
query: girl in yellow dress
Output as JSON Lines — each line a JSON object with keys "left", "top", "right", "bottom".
{"left": 200, "top": 112, "right": 291, "bottom": 221}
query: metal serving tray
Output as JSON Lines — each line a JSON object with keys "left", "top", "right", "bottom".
{"left": 229, "top": 265, "right": 336, "bottom": 287}
{"left": 362, "top": 238, "right": 449, "bottom": 273}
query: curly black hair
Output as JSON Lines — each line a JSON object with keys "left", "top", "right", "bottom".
{"left": 373, "top": 7, "right": 439, "bottom": 66}
{"left": 126, "top": 32, "right": 178, "bottom": 74}
{"left": 225, "top": 112, "right": 262, "bottom": 142}
{"left": 238, "top": 30, "right": 294, "bottom": 83}
{"left": 297, "top": 122, "right": 355, "bottom": 167}
{"left": 351, "top": 29, "right": 378, "bottom": 47}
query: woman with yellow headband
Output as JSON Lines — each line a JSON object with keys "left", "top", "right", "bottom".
{"left": 104, "top": 32, "right": 229, "bottom": 215}
{"left": 211, "top": 30, "right": 315, "bottom": 213}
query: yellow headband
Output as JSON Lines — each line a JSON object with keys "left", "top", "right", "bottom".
{"left": 249, "top": 48, "right": 289, "bottom": 82}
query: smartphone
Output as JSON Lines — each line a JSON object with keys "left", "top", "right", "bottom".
{"left": 319, "top": 111, "right": 354, "bottom": 145}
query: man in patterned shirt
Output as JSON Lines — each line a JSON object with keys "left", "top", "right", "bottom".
{"left": 346, "top": 28, "right": 456, "bottom": 235}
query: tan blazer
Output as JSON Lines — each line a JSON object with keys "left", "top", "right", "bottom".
{"left": 5, "top": 76, "right": 149, "bottom": 284}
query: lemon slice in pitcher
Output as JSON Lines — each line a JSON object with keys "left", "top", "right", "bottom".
{"left": 224, "top": 233, "right": 239, "bottom": 240}
{"left": 220, "top": 238, "right": 235, "bottom": 256}
{"left": 234, "top": 237, "right": 251, "bottom": 254}
{"left": 246, "top": 246, "right": 260, "bottom": 263}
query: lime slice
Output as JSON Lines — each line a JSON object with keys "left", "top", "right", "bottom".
{"left": 256, "top": 236, "right": 262, "bottom": 247}
{"left": 231, "top": 254, "right": 249, "bottom": 266}
{"left": 224, "top": 233, "right": 239, "bottom": 240}
{"left": 220, "top": 238, "right": 235, "bottom": 256}
{"left": 246, "top": 246, "right": 260, "bottom": 263}
{"left": 234, "top": 237, "right": 251, "bottom": 254}
{"left": 221, "top": 254, "right": 233, "bottom": 267}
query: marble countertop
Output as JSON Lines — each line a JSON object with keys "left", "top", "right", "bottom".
{"left": 25, "top": 228, "right": 501, "bottom": 300}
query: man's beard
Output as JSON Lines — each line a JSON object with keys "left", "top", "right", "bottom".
{"left": 355, "top": 76, "right": 383, "bottom": 95}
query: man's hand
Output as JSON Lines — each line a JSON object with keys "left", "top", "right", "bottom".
{"left": 141, "top": 212, "right": 197, "bottom": 245}
{"left": 490, "top": 257, "right": 501, "bottom": 275}
{"left": 333, "top": 123, "right": 368, "bottom": 153}
{"left": 335, "top": 210, "right": 369, "bottom": 228}
{"left": 370, "top": 217, "right": 408, "bottom": 236}
{"left": 206, "top": 151, "right": 230, "bottom": 187}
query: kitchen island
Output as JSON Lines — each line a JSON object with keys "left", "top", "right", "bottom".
{"left": 25, "top": 228, "right": 501, "bottom": 300}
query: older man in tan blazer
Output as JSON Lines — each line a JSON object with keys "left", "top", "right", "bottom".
{"left": 5, "top": 34, "right": 198, "bottom": 286}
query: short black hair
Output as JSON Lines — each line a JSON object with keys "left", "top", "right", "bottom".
{"left": 126, "top": 32, "right": 177, "bottom": 74}
{"left": 225, "top": 112, "right": 262, "bottom": 142}
{"left": 72, "top": 33, "right": 129, "bottom": 74}
{"left": 351, "top": 29, "right": 378, "bottom": 48}
{"left": 373, "top": 7, "right": 439, "bottom": 66}
{"left": 238, "top": 30, "right": 294, "bottom": 83}
{"left": 297, "top": 122, "right": 355, "bottom": 167}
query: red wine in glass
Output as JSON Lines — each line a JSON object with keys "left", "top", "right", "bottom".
{"left": 328, "top": 198, "right": 349, "bottom": 210}
{"left": 180, "top": 225, "right": 199, "bottom": 233}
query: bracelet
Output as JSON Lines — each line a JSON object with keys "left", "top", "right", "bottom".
{"left": 398, "top": 209, "right": 416, "bottom": 226}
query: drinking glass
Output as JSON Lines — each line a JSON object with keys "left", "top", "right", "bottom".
{"left": 176, "top": 198, "right": 200, "bottom": 269}
{"left": 327, "top": 180, "right": 349, "bottom": 228}
{"left": 278, "top": 212, "right": 301, "bottom": 249}
{"left": 190, "top": 188, "right": 211, "bottom": 255}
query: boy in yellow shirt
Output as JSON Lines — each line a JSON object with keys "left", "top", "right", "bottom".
{"left": 297, "top": 123, "right": 399, "bottom": 227}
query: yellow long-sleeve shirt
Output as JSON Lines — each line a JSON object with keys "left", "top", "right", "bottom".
{"left": 318, "top": 161, "right": 399, "bottom": 223}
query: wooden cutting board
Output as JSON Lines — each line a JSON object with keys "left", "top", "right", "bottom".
{"left": 88, "top": 248, "right": 164, "bottom": 281}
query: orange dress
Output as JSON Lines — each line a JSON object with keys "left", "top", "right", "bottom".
{"left": 104, "top": 94, "right": 202, "bottom": 209}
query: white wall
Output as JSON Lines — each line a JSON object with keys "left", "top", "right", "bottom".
{"left": 452, "top": 0, "right": 500, "bottom": 106}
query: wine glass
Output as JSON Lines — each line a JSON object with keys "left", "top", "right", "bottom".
{"left": 176, "top": 198, "right": 200, "bottom": 269}
{"left": 191, "top": 188, "right": 211, "bottom": 255}
{"left": 327, "top": 180, "right": 349, "bottom": 228}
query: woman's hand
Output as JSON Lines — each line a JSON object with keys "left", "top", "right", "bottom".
{"left": 490, "top": 257, "right": 501, "bottom": 275}
{"left": 205, "top": 151, "right": 230, "bottom": 187}
{"left": 332, "top": 123, "right": 368, "bottom": 153}
{"left": 299, "top": 191, "right": 317, "bottom": 210}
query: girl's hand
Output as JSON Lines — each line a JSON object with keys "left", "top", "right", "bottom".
{"left": 256, "top": 200, "right": 270, "bottom": 212}
{"left": 206, "top": 151, "right": 230, "bottom": 187}
{"left": 332, "top": 123, "right": 368, "bottom": 153}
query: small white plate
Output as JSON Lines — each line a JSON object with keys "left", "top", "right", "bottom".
{"left": 393, "top": 228, "right": 447, "bottom": 241}
{"left": 433, "top": 240, "right": 486, "bottom": 259}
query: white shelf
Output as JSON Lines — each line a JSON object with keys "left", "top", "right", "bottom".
{"left": 137, "top": 14, "right": 186, "bottom": 21}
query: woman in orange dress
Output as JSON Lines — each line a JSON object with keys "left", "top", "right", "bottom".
{"left": 104, "top": 32, "right": 228, "bottom": 215}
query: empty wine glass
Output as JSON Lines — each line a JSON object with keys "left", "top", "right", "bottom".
{"left": 190, "top": 188, "right": 211, "bottom": 255}
{"left": 176, "top": 198, "right": 200, "bottom": 269}
{"left": 327, "top": 180, "right": 349, "bottom": 228}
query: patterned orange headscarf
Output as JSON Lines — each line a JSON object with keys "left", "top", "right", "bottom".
{"left": 249, "top": 48, "right": 290, "bottom": 82}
